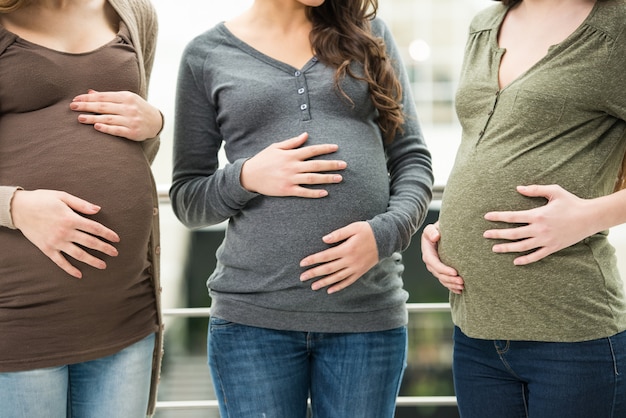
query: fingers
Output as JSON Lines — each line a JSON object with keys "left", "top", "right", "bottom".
{"left": 61, "top": 193, "right": 120, "bottom": 243}
{"left": 420, "top": 223, "right": 464, "bottom": 294}
{"left": 483, "top": 224, "right": 532, "bottom": 241}
{"left": 70, "top": 90, "right": 162, "bottom": 140}
{"left": 47, "top": 251, "right": 83, "bottom": 279}
{"left": 293, "top": 172, "right": 343, "bottom": 186}
{"left": 300, "top": 222, "right": 377, "bottom": 293}
{"left": 44, "top": 232, "right": 117, "bottom": 280}
{"left": 11, "top": 190, "right": 121, "bottom": 278}
{"left": 276, "top": 132, "right": 309, "bottom": 149}
{"left": 240, "top": 132, "right": 347, "bottom": 198}
{"left": 72, "top": 89, "right": 124, "bottom": 105}
{"left": 277, "top": 132, "right": 344, "bottom": 163}
{"left": 515, "top": 184, "right": 559, "bottom": 199}
{"left": 513, "top": 248, "right": 551, "bottom": 266}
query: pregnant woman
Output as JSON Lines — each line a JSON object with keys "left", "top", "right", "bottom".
{"left": 0, "top": 0, "right": 164, "bottom": 416}
{"left": 421, "top": 0, "right": 626, "bottom": 416}
{"left": 170, "top": 0, "right": 433, "bottom": 416}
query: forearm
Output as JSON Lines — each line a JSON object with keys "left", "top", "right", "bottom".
{"left": 587, "top": 188, "right": 626, "bottom": 233}
{"left": 170, "top": 158, "right": 258, "bottom": 228}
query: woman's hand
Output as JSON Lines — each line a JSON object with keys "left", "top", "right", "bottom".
{"left": 484, "top": 184, "right": 596, "bottom": 265}
{"left": 70, "top": 90, "right": 163, "bottom": 141}
{"left": 300, "top": 221, "right": 378, "bottom": 294}
{"left": 421, "top": 222, "right": 464, "bottom": 294}
{"left": 11, "top": 189, "right": 120, "bottom": 279}
{"left": 240, "top": 132, "right": 347, "bottom": 198}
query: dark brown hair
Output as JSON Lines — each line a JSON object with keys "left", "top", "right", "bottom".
{"left": 496, "top": 0, "right": 520, "bottom": 6}
{"left": 0, "top": 0, "right": 31, "bottom": 13}
{"left": 307, "top": 0, "right": 404, "bottom": 143}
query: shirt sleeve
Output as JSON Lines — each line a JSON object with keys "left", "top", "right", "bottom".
{"left": 603, "top": 20, "right": 626, "bottom": 121}
{"left": 0, "top": 186, "right": 22, "bottom": 229}
{"left": 366, "top": 18, "right": 434, "bottom": 259}
{"left": 169, "top": 38, "right": 258, "bottom": 229}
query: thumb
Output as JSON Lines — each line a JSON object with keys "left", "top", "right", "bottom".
{"left": 422, "top": 223, "right": 441, "bottom": 243}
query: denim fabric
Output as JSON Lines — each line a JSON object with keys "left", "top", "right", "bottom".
{"left": 0, "top": 333, "right": 155, "bottom": 418}
{"left": 207, "top": 317, "right": 407, "bottom": 418}
{"left": 452, "top": 326, "right": 626, "bottom": 418}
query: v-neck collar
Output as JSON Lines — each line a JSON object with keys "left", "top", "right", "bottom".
{"left": 217, "top": 22, "right": 318, "bottom": 75}
{"left": 491, "top": 1, "right": 600, "bottom": 92}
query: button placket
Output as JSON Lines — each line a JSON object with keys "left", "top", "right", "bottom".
{"left": 478, "top": 90, "right": 500, "bottom": 142}
{"left": 294, "top": 70, "right": 311, "bottom": 121}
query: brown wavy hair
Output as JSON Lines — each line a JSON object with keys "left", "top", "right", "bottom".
{"left": 307, "top": 0, "right": 404, "bottom": 143}
{"left": 0, "top": 0, "right": 31, "bottom": 13}
{"left": 496, "top": 0, "right": 521, "bottom": 5}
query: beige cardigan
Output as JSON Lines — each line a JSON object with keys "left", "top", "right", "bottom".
{"left": 0, "top": 0, "right": 164, "bottom": 414}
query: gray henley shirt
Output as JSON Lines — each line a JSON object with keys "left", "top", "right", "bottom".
{"left": 170, "top": 18, "right": 433, "bottom": 333}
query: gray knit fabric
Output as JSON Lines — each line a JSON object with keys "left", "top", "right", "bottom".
{"left": 170, "top": 18, "right": 433, "bottom": 333}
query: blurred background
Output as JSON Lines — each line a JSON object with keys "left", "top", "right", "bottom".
{"left": 147, "top": 1, "right": 626, "bottom": 417}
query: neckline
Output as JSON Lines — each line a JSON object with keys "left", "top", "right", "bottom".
{"left": 217, "top": 22, "right": 318, "bottom": 74}
{"left": 0, "top": 21, "right": 126, "bottom": 57}
{"left": 492, "top": 0, "right": 600, "bottom": 91}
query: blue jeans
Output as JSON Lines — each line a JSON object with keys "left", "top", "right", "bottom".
{"left": 452, "top": 326, "right": 626, "bottom": 418}
{"left": 207, "top": 317, "right": 407, "bottom": 418}
{"left": 0, "top": 333, "right": 155, "bottom": 418}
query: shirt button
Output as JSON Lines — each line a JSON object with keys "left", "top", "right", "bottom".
{"left": 298, "top": 88, "right": 305, "bottom": 94}
{"left": 479, "top": 130, "right": 485, "bottom": 136}
{"left": 295, "top": 71, "right": 301, "bottom": 77}
{"left": 300, "top": 104, "right": 308, "bottom": 110}
{"left": 153, "top": 207, "right": 159, "bottom": 216}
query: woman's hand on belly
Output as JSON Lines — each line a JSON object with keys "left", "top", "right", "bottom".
{"left": 71, "top": 90, "right": 164, "bottom": 141}
{"left": 483, "top": 184, "right": 597, "bottom": 265}
{"left": 421, "top": 222, "right": 465, "bottom": 294}
{"left": 299, "top": 221, "right": 378, "bottom": 294}
{"left": 11, "top": 189, "right": 120, "bottom": 279}
{"left": 240, "top": 132, "right": 347, "bottom": 199}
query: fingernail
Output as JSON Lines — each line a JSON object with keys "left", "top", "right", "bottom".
{"left": 333, "top": 175, "right": 342, "bottom": 182}
{"left": 319, "top": 190, "right": 328, "bottom": 197}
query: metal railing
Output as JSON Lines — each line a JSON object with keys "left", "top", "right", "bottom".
{"left": 156, "top": 303, "right": 457, "bottom": 411}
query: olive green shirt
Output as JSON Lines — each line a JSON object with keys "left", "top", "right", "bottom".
{"left": 439, "top": 0, "right": 626, "bottom": 342}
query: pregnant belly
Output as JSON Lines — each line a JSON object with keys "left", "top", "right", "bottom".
{"left": 0, "top": 109, "right": 155, "bottom": 282}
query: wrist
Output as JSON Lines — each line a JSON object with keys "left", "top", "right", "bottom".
{"left": 152, "top": 109, "right": 165, "bottom": 138}
{"left": 240, "top": 158, "right": 258, "bottom": 193}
